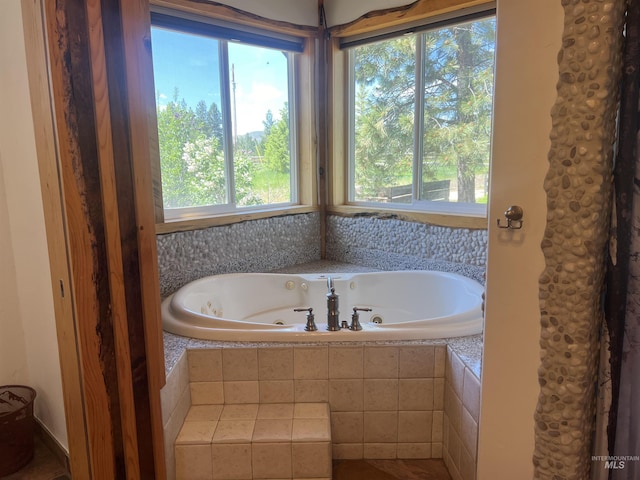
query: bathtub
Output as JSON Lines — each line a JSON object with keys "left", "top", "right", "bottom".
{"left": 162, "top": 270, "right": 483, "bottom": 342}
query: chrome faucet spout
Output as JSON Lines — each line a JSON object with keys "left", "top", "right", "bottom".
{"left": 327, "top": 276, "right": 334, "bottom": 293}
{"left": 326, "top": 276, "right": 340, "bottom": 331}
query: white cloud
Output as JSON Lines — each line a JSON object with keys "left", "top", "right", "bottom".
{"left": 233, "top": 81, "right": 287, "bottom": 134}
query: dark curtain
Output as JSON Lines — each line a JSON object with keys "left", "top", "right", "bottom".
{"left": 606, "top": 1, "right": 640, "bottom": 479}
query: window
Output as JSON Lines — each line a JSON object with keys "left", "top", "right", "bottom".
{"left": 346, "top": 11, "right": 496, "bottom": 215}
{"left": 150, "top": 10, "right": 302, "bottom": 220}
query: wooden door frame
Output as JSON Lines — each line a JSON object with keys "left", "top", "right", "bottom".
{"left": 21, "top": 0, "right": 166, "bottom": 477}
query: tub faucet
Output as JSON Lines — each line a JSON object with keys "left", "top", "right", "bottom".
{"left": 326, "top": 277, "right": 340, "bottom": 331}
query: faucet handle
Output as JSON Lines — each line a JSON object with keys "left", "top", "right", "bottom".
{"left": 350, "top": 307, "right": 372, "bottom": 331}
{"left": 294, "top": 307, "right": 317, "bottom": 332}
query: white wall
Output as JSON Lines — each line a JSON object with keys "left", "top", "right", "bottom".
{"left": 479, "top": 0, "right": 563, "bottom": 478}
{"left": 323, "top": 0, "right": 413, "bottom": 28}
{"left": 0, "top": 152, "right": 29, "bottom": 385}
{"left": 0, "top": 0, "right": 68, "bottom": 450}
{"left": 214, "top": 0, "right": 319, "bottom": 26}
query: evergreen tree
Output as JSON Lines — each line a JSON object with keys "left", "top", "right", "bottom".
{"left": 263, "top": 105, "right": 290, "bottom": 174}
{"left": 263, "top": 109, "right": 275, "bottom": 136}
{"left": 352, "top": 17, "right": 495, "bottom": 203}
{"left": 421, "top": 18, "right": 495, "bottom": 202}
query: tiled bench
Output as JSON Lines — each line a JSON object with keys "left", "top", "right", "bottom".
{"left": 175, "top": 402, "right": 332, "bottom": 480}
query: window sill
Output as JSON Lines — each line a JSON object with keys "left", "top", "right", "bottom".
{"left": 155, "top": 204, "right": 319, "bottom": 234}
{"left": 327, "top": 204, "right": 488, "bottom": 229}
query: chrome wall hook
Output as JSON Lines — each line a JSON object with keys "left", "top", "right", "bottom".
{"left": 497, "top": 205, "right": 524, "bottom": 230}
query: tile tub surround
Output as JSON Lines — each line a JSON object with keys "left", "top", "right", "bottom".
{"left": 156, "top": 213, "right": 321, "bottom": 297}
{"left": 443, "top": 348, "right": 481, "bottom": 480}
{"left": 326, "top": 216, "right": 487, "bottom": 283}
{"left": 161, "top": 336, "right": 483, "bottom": 479}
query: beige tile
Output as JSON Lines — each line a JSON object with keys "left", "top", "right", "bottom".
{"left": 329, "top": 345, "right": 363, "bottom": 379}
{"left": 462, "top": 368, "right": 481, "bottom": 422}
{"left": 444, "top": 451, "right": 459, "bottom": 480}
{"left": 443, "top": 414, "right": 450, "bottom": 452}
{"left": 444, "top": 382, "right": 462, "bottom": 433}
{"left": 398, "top": 346, "right": 435, "bottom": 378}
{"left": 329, "top": 379, "right": 363, "bottom": 411}
{"left": 363, "top": 443, "right": 396, "bottom": 459}
{"left": 178, "top": 351, "right": 190, "bottom": 388}
{"left": 364, "top": 346, "right": 398, "bottom": 378}
{"left": 220, "top": 404, "right": 259, "bottom": 420}
{"left": 252, "top": 443, "right": 292, "bottom": 479}
{"left": 331, "top": 411, "right": 364, "bottom": 443}
{"left": 460, "top": 443, "right": 477, "bottom": 480}
{"left": 222, "top": 348, "right": 258, "bottom": 381}
{"left": 164, "top": 385, "right": 191, "bottom": 480}
{"left": 165, "top": 439, "right": 176, "bottom": 480}
{"left": 432, "top": 411, "right": 444, "bottom": 442}
{"left": 434, "top": 346, "right": 446, "bottom": 377}
{"left": 188, "top": 349, "right": 223, "bottom": 382}
{"left": 447, "top": 425, "right": 462, "bottom": 470}
{"left": 432, "top": 442, "right": 443, "bottom": 458}
{"left": 292, "top": 417, "right": 331, "bottom": 442}
{"left": 398, "top": 378, "right": 434, "bottom": 410}
{"left": 224, "top": 381, "right": 259, "bottom": 404}
{"left": 160, "top": 381, "right": 175, "bottom": 428}
{"left": 292, "top": 442, "right": 332, "bottom": 478}
{"left": 397, "top": 443, "right": 432, "bottom": 459}
{"left": 363, "top": 411, "right": 398, "bottom": 443}
{"left": 434, "top": 378, "right": 445, "bottom": 410}
{"left": 258, "top": 347, "right": 293, "bottom": 380}
{"left": 185, "top": 405, "right": 223, "bottom": 423}
{"left": 176, "top": 421, "right": 217, "bottom": 445}
{"left": 294, "top": 346, "right": 328, "bottom": 379}
{"left": 211, "top": 443, "right": 252, "bottom": 480}
{"left": 259, "top": 380, "right": 294, "bottom": 403}
{"left": 446, "top": 454, "right": 463, "bottom": 480}
{"left": 447, "top": 350, "right": 465, "bottom": 397}
{"left": 252, "top": 419, "right": 293, "bottom": 442}
{"left": 364, "top": 379, "right": 398, "bottom": 411}
{"left": 190, "top": 382, "right": 224, "bottom": 405}
{"left": 294, "top": 379, "right": 328, "bottom": 402}
{"left": 333, "top": 443, "right": 364, "bottom": 459}
{"left": 162, "top": 353, "right": 189, "bottom": 426}
{"left": 398, "top": 411, "right": 433, "bottom": 443}
{"left": 212, "top": 420, "right": 255, "bottom": 443}
{"left": 258, "top": 403, "right": 294, "bottom": 419}
{"left": 293, "top": 402, "right": 329, "bottom": 419}
{"left": 166, "top": 384, "right": 192, "bottom": 442}
{"left": 461, "top": 407, "right": 478, "bottom": 460}
{"left": 175, "top": 444, "right": 212, "bottom": 480}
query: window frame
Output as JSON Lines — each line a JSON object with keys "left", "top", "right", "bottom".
{"left": 149, "top": 3, "right": 318, "bottom": 231}
{"left": 329, "top": 3, "right": 496, "bottom": 228}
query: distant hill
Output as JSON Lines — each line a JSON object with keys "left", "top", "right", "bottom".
{"left": 243, "top": 131, "right": 265, "bottom": 141}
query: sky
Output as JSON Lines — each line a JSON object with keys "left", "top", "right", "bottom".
{"left": 151, "top": 26, "right": 290, "bottom": 135}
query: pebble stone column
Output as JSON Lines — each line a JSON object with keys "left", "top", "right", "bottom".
{"left": 534, "top": 1, "right": 625, "bottom": 479}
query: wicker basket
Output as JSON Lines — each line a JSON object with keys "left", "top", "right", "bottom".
{"left": 0, "top": 385, "right": 37, "bottom": 476}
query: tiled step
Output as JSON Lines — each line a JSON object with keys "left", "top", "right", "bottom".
{"left": 175, "top": 402, "right": 332, "bottom": 480}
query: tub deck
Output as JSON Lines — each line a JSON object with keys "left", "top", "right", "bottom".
{"left": 162, "top": 260, "right": 483, "bottom": 378}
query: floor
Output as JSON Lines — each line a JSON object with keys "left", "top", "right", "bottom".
{"left": 1, "top": 436, "right": 70, "bottom": 480}
{"left": 333, "top": 459, "right": 452, "bottom": 480}
{"left": 3, "top": 436, "right": 451, "bottom": 480}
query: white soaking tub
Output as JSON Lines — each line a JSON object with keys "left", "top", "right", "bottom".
{"left": 161, "top": 270, "right": 483, "bottom": 342}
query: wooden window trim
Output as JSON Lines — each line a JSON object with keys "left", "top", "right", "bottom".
{"left": 150, "top": 1, "right": 318, "bottom": 231}
{"left": 329, "top": 0, "right": 492, "bottom": 38}
{"left": 328, "top": 205, "right": 488, "bottom": 230}
{"left": 328, "top": 0, "right": 494, "bottom": 229}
